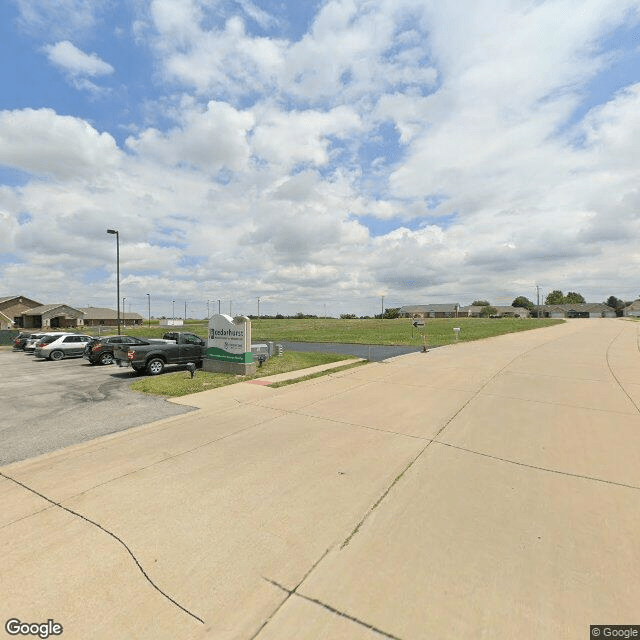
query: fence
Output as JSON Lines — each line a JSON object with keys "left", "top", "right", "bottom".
{"left": 0, "top": 330, "right": 19, "bottom": 346}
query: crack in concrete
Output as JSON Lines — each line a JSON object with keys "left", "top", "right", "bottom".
{"left": 0, "top": 471, "right": 205, "bottom": 625}
{"left": 605, "top": 326, "right": 640, "bottom": 414}
{"left": 261, "top": 576, "right": 404, "bottom": 640}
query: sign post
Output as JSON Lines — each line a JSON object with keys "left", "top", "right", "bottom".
{"left": 204, "top": 314, "right": 256, "bottom": 375}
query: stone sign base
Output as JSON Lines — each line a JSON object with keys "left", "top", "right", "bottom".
{"left": 203, "top": 359, "right": 256, "bottom": 376}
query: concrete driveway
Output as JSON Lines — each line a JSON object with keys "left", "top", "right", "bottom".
{"left": 1, "top": 319, "right": 639, "bottom": 639}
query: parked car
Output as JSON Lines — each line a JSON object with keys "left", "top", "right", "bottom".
{"left": 12, "top": 332, "right": 33, "bottom": 351}
{"left": 24, "top": 333, "right": 50, "bottom": 353}
{"left": 34, "top": 333, "right": 92, "bottom": 360}
{"left": 83, "top": 335, "right": 149, "bottom": 365}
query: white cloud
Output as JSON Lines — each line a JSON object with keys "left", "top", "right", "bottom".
{"left": 44, "top": 40, "right": 114, "bottom": 77}
{"left": 15, "top": 0, "right": 108, "bottom": 39}
{"left": 0, "top": 108, "right": 121, "bottom": 179}
{"left": 125, "top": 101, "right": 254, "bottom": 173}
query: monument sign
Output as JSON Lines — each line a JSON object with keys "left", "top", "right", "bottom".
{"left": 204, "top": 314, "right": 256, "bottom": 375}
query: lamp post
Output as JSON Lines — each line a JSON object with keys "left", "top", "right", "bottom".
{"left": 106, "top": 229, "right": 120, "bottom": 335}
{"left": 122, "top": 297, "right": 126, "bottom": 327}
{"left": 172, "top": 300, "right": 175, "bottom": 322}
{"left": 146, "top": 293, "right": 151, "bottom": 328}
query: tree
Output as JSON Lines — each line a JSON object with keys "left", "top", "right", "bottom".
{"left": 383, "top": 307, "right": 400, "bottom": 319}
{"left": 479, "top": 305, "right": 498, "bottom": 317}
{"left": 545, "top": 290, "right": 565, "bottom": 305}
{"left": 565, "top": 291, "right": 585, "bottom": 304}
{"left": 605, "top": 296, "right": 622, "bottom": 309}
{"left": 512, "top": 296, "right": 534, "bottom": 311}
{"left": 472, "top": 300, "right": 490, "bottom": 306}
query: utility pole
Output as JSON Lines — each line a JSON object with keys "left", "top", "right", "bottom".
{"left": 207, "top": 300, "right": 210, "bottom": 318}
{"left": 184, "top": 301, "right": 187, "bottom": 320}
{"left": 257, "top": 296, "right": 260, "bottom": 318}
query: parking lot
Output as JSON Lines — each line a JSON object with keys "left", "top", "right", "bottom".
{"left": 0, "top": 349, "right": 194, "bottom": 465}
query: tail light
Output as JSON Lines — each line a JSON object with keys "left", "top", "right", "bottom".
{"left": 36, "top": 342, "right": 46, "bottom": 348}
{"left": 127, "top": 349, "right": 136, "bottom": 360}
{"left": 92, "top": 344, "right": 102, "bottom": 353}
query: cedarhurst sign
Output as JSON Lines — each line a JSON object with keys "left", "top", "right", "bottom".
{"left": 205, "top": 314, "right": 254, "bottom": 374}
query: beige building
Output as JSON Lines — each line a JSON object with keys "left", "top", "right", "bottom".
{"left": 0, "top": 295, "right": 43, "bottom": 328}
{"left": 21, "top": 304, "right": 85, "bottom": 329}
{"left": 80, "top": 307, "right": 143, "bottom": 327}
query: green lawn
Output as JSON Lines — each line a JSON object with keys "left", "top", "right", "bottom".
{"left": 129, "top": 350, "right": 357, "bottom": 397}
{"left": 113, "top": 316, "right": 563, "bottom": 347}
{"left": 251, "top": 316, "right": 564, "bottom": 346}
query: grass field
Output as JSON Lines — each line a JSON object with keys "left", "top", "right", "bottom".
{"left": 130, "top": 350, "right": 357, "bottom": 397}
{"left": 105, "top": 316, "right": 564, "bottom": 347}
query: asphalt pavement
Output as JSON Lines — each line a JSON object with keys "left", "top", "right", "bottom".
{"left": 0, "top": 351, "right": 194, "bottom": 465}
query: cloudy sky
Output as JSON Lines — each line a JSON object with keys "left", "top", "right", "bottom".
{"left": 1, "top": 0, "right": 639, "bottom": 318}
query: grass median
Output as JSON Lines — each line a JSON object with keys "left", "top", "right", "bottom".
{"left": 129, "top": 350, "right": 359, "bottom": 397}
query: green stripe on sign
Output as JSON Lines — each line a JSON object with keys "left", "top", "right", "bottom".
{"left": 206, "top": 347, "right": 253, "bottom": 364}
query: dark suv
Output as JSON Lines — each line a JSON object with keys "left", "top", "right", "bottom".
{"left": 83, "top": 335, "right": 146, "bottom": 365}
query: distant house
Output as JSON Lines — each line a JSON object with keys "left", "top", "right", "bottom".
{"left": 0, "top": 295, "right": 43, "bottom": 328}
{"left": 399, "top": 304, "right": 464, "bottom": 318}
{"left": 492, "top": 306, "right": 531, "bottom": 318}
{"left": 535, "top": 303, "right": 616, "bottom": 318}
{"left": 623, "top": 300, "right": 640, "bottom": 317}
{"left": 21, "top": 304, "right": 85, "bottom": 329}
{"left": 81, "top": 307, "right": 143, "bottom": 327}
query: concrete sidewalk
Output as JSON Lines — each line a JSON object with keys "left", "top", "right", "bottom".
{"left": 1, "top": 319, "right": 639, "bottom": 639}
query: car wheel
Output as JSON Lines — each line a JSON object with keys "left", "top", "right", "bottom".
{"left": 146, "top": 358, "right": 165, "bottom": 376}
{"left": 99, "top": 352, "right": 114, "bottom": 365}
{"left": 49, "top": 350, "right": 64, "bottom": 361}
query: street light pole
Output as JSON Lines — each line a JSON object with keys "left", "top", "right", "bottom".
{"left": 146, "top": 293, "right": 151, "bottom": 328}
{"left": 106, "top": 229, "right": 120, "bottom": 335}
{"left": 172, "top": 300, "right": 175, "bottom": 322}
{"left": 122, "top": 297, "right": 126, "bottom": 327}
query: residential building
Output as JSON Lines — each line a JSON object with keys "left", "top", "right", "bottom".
{"left": 0, "top": 295, "right": 43, "bottom": 328}
{"left": 80, "top": 307, "right": 143, "bottom": 327}
{"left": 21, "top": 304, "right": 85, "bottom": 329}
{"left": 535, "top": 303, "right": 616, "bottom": 318}
{"left": 623, "top": 300, "right": 640, "bottom": 317}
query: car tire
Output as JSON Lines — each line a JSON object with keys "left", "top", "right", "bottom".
{"left": 99, "top": 352, "right": 114, "bottom": 365}
{"left": 146, "top": 358, "right": 165, "bottom": 376}
{"left": 49, "top": 350, "right": 64, "bottom": 361}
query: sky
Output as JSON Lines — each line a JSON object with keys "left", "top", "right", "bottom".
{"left": 1, "top": 0, "right": 639, "bottom": 319}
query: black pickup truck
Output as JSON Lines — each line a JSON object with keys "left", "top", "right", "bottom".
{"left": 113, "top": 332, "right": 206, "bottom": 375}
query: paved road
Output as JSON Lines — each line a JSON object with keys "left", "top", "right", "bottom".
{"left": 1, "top": 319, "right": 639, "bottom": 639}
{"left": 0, "top": 350, "right": 194, "bottom": 465}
